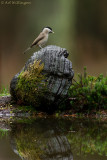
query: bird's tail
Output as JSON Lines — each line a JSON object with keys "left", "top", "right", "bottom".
{"left": 23, "top": 47, "right": 31, "bottom": 54}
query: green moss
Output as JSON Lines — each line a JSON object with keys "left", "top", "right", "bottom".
{"left": 15, "top": 60, "right": 48, "bottom": 107}
{"left": 0, "top": 86, "right": 10, "bottom": 96}
{"left": 0, "top": 129, "right": 9, "bottom": 138}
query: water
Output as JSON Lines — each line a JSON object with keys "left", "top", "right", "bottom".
{"left": 0, "top": 117, "right": 107, "bottom": 160}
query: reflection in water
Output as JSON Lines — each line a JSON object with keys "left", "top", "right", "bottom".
{"left": 0, "top": 118, "right": 107, "bottom": 160}
{"left": 0, "top": 121, "right": 21, "bottom": 160}
{"left": 10, "top": 118, "right": 73, "bottom": 160}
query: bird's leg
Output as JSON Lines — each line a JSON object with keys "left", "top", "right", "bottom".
{"left": 39, "top": 45, "right": 42, "bottom": 49}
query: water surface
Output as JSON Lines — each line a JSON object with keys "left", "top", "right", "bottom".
{"left": 0, "top": 117, "right": 107, "bottom": 160}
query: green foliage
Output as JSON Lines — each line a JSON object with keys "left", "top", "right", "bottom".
{"left": 68, "top": 67, "right": 107, "bottom": 110}
{"left": 15, "top": 60, "right": 48, "bottom": 107}
{"left": 67, "top": 120, "right": 107, "bottom": 157}
{"left": 0, "top": 86, "right": 10, "bottom": 96}
{"left": 13, "top": 105, "right": 36, "bottom": 113}
{"left": 0, "top": 128, "right": 9, "bottom": 138}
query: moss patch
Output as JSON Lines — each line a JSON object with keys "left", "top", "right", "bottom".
{"left": 15, "top": 60, "right": 48, "bottom": 107}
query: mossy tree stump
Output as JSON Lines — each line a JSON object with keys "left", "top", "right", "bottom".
{"left": 10, "top": 45, "right": 74, "bottom": 112}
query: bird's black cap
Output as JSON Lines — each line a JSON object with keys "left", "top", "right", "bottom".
{"left": 45, "top": 26, "right": 52, "bottom": 31}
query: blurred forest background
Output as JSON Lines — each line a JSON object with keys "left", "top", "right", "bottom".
{"left": 0, "top": 0, "right": 107, "bottom": 88}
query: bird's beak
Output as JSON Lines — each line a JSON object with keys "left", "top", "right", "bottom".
{"left": 51, "top": 31, "right": 54, "bottom": 33}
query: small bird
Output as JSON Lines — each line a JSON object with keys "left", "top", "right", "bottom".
{"left": 23, "top": 27, "right": 54, "bottom": 54}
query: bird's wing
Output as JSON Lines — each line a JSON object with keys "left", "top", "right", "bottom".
{"left": 31, "top": 32, "right": 45, "bottom": 47}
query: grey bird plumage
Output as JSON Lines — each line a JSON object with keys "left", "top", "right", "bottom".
{"left": 23, "top": 27, "right": 54, "bottom": 54}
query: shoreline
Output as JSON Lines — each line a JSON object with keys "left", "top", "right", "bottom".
{"left": 0, "top": 95, "right": 107, "bottom": 120}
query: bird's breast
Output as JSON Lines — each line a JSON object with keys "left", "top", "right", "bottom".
{"left": 38, "top": 35, "right": 48, "bottom": 46}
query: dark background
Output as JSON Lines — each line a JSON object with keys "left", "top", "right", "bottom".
{"left": 0, "top": 0, "right": 107, "bottom": 87}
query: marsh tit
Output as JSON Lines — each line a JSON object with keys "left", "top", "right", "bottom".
{"left": 23, "top": 27, "right": 54, "bottom": 54}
